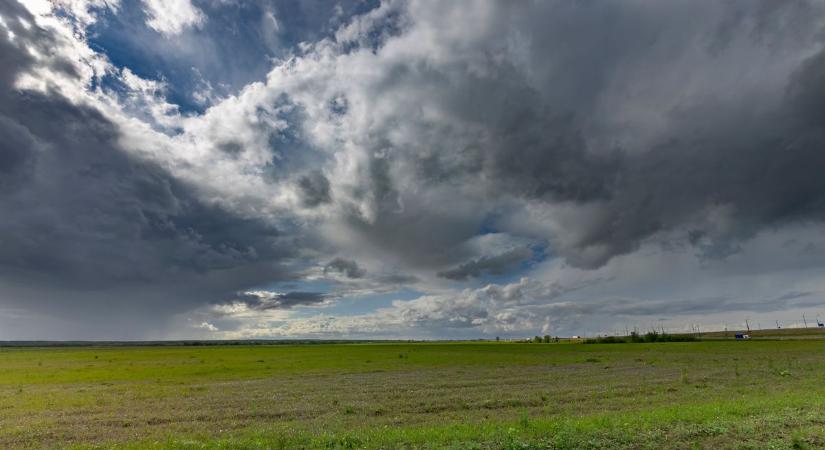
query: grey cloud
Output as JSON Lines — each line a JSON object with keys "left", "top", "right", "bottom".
{"left": 438, "top": 247, "right": 533, "bottom": 281}
{"left": 0, "top": 1, "right": 80, "bottom": 86}
{"left": 297, "top": 170, "right": 331, "bottom": 207}
{"left": 554, "top": 291, "right": 825, "bottom": 318}
{"left": 216, "top": 140, "right": 244, "bottom": 156}
{"left": 237, "top": 291, "right": 329, "bottom": 310}
{"left": 0, "top": 115, "right": 37, "bottom": 192}
{"left": 376, "top": 274, "right": 419, "bottom": 285}
{"left": 324, "top": 257, "right": 366, "bottom": 278}
{"left": 343, "top": 0, "right": 825, "bottom": 269}
{"left": 0, "top": 3, "right": 306, "bottom": 337}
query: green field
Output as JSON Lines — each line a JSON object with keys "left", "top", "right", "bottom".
{"left": 2, "top": 341, "right": 825, "bottom": 449}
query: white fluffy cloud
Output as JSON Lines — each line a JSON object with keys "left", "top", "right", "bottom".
{"left": 141, "top": 0, "right": 204, "bottom": 36}
{"left": 213, "top": 224, "right": 825, "bottom": 338}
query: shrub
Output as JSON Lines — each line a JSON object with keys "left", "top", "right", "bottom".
{"left": 583, "top": 332, "right": 697, "bottom": 344}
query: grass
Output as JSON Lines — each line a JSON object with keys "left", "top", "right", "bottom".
{"left": 2, "top": 340, "right": 825, "bottom": 448}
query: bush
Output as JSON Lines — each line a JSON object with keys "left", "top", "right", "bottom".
{"left": 584, "top": 331, "right": 697, "bottom": 344}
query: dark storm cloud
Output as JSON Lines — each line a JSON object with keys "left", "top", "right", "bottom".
{"left": 555, "top": 291, "right": 825, "bottom": 318}
{"left": 345, "top": 0, "right": 825, "bottom": 270}
{"left": 297, "top": 170, "right": 331, "bottom": 207}
{"left": 324, "top": 257, "right": 366, "bottom": 279}
{"left": 562, "top": 51, "right": 825, "bottom": 267}
{"left": 576, "top": 3, "right": 825, "bottom": 267}
{"left": 410, "top": 67, "right": 622, "bottom": 204}
{"left": 237, "top": 291, "right": 329, "bottom": 310}
{"left": 0, "top": 92, "right": 290, "bottom": 289}
{"left": 376, "top": 274, "right": 419, "bottom": 285}
{"left": 438, "top": 247, "right": 533, "bottom": 281}
{"left": 0, "top": 2, "right": 302, "bottom": 336}
{"left": 0, "top": 115, "right": 36, "bottom": 192}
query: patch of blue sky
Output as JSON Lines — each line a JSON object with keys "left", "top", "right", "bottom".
{"left": 83, "top": 0, "right": 380, "bottom": 114}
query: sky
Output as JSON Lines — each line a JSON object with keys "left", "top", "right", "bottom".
{"left": 3, "top": 0, "right": 825, "bottom": 340}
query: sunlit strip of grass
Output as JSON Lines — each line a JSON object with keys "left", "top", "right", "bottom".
{"left": 79, "top": 390, "right": 825, "bottom": 449}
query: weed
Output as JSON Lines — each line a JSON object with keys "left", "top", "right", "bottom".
{"left": 518, "top": 409, "right": 530, "bottom": 428}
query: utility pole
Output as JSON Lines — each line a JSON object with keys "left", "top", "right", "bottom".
{"left": 745, "top": 318, "right": 750, "bottom": 332}
{"left": 803, "top": 313, "right": 809, "bottom": 328}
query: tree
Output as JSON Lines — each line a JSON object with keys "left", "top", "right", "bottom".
{"left": 543, "top": 335, "right": 551, "bottom": 343}
{"left": 533, "top": 336, "right": 542, "bottom": 343}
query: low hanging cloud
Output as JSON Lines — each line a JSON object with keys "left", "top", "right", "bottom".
{"left": 324, "top": 257, "right": 367, "bottom": 279}
{"left": 438, "top": 247, "right": 533, "bottom": 281}
{"left": 236, "top": 290, "right": 331, "bottom": 310}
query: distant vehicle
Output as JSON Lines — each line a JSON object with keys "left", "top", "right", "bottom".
{"left": 734, "top": 334, "right": 750, "bottom": 339}
{"left": 571, "top": 335, "right": 581, "bottom": 339}
{"left": 818, "top": 322, "right": 824, "bottom": 328}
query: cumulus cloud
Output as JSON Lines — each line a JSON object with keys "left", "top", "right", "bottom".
{"left": 439, "top": 247, "right": 533, "bottom": 281}
{"left": 141, "top": 0, "right": 204, "bottom": 36}
{"left": 197, "top": 321, "right": 218, "bottom": 332}
{"left": 216, "top": 226, "right": 825, "bottom": 339}
{"left": 215, "top": 277, "right": 593, "bottom": 339}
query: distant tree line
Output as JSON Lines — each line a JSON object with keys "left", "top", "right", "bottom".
{"left": 529, "top": 335, "right": 559, "bottom": 343}
{"left": 583, "top": 331, "right": 697, "bottom": 344}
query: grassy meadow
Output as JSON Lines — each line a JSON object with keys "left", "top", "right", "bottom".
{"left": 2, "top": 340, "right": 825, "bottom": 449}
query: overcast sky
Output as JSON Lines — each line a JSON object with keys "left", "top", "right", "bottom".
{"left": 3, "top": 0, "right": 825, "bottom": 339}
